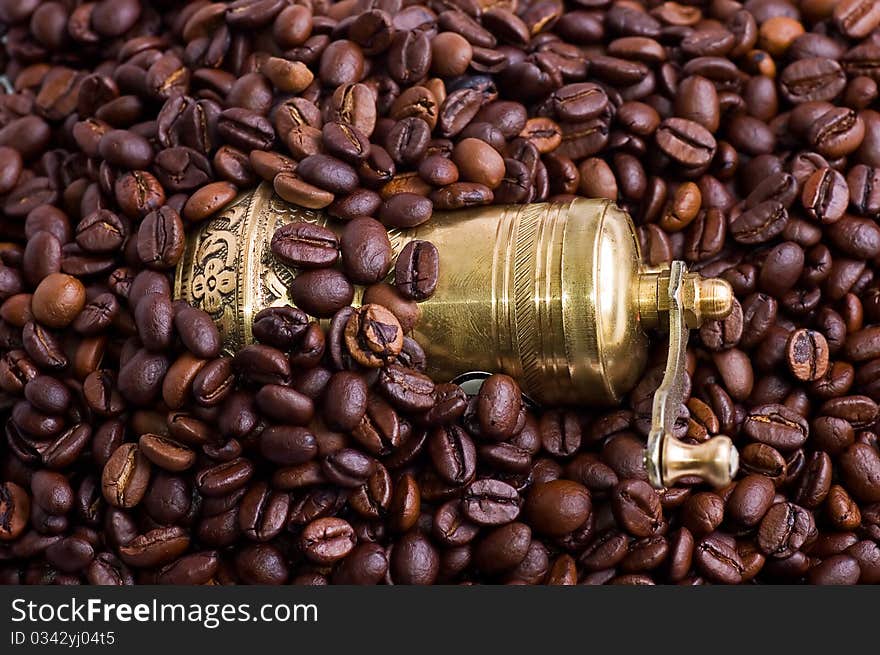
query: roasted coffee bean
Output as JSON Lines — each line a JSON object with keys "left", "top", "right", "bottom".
{"left": 271, "top": 222, "right": 339, "bottom": 269}
{"left": 787, "top": 329, "right": 830, "bottom": 382}
{"left": 612, "top": 480, "right": 663, "bottom": 538}
{"left": 138, "top": 434, "right": 195, "bottom": 472}
{"left": 344, "top": 304, "right": 403, "bottom": 368}
{"left": 1, "top": 0, "right": 879, "bottom": 588}
{"left": 462, "top": 479, "right": 521, "bottom": 526}
{"left": 839, "top": 443, "right": 880, "bottom": 502}
{"left": 780, "top": 58, "right": 847, "bottom": 104}
{"left": 743, "top": 404, "right": 809, "bottom": 451}
{"left": 656, "top": 118, "right": 716, "bottom": 168}
{"left": 101, "top": 443, "right": 151, "bottom": 509}
{"left": 802, "top": 168, "right": 849, "bottom": 224}
{"left": 758, "top": 502, "right": 816, "bottom": 558}
{"left": 196, "top": 458, "right": 255, "bottom": 497}
{"left": 182, "top": 182, "right": 238, "bottom": 223}
{"left": 730, "top": 201, "right": 788, "bottom": 244}
{"left": 322, "top": 448, "right": 374, "bottom": 489}
{"left": 340, "top": 218, "right": 392, "bottom": 285}
{"left": 137, "top": 206, "right": 185, "bottom": 270}
{"left": 119, "top": 526, "right": 190, "bottom": 569}
{"left": 524, "top": 480, "right": 591, "bottom": 537}
{"left": 289, "top": 269, "right": 354, "bottom": 318}
{"left": 378, "top": 364, "right": 435, "bottom": 412}
{"left": 727, "top": 475, "right": 775, "bottom": 527}
{"left": 695, "top": 533, "right": 744, "bottom": 584}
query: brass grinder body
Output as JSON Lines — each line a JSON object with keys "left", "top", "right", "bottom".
{"left": 174, "top": 183, "right": 737, "bottom": 487}
{"left": 176, "top": 183, "right": 702, "bottom": 404}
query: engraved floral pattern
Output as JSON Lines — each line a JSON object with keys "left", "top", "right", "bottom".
{"left": 191, "top": 255, "right": 236, "bottom": 313}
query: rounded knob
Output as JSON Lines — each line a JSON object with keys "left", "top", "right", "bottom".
{"left": 658, "top": 435, "right": 739, "bottom": 489}
{"left": 695, "top": 277, "right": 734, "bottom": 322}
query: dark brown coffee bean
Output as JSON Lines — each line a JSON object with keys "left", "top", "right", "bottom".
{"left": 612, "top": 480, "right": 663, "bottom": 538}
{"left": 802, "top": 168, "right": 849, "bottom": 224}
{"left": 289, "top": 269, "right": 354, "bottom": 318}
{"left": 196, "top": 458, "right": 255, "bottom": 497}
{"left": 137, "top": 206, "right": 185, "bottom": 270}
{"left": 727, "top": 474, "right": 776, "bottom": 527}
{"left": 783, "top": 327, "right": 830, "bottom": 383}
{"left": 743, "top": 404, "right": 809, "bottom": 451}
{"left": 780, "top": 58, "right": 847, "bottom": 104}
{"left": 462, "top": 479, "right": 521, "bottom": 526}
{"left": 681, "top": 492, "right": 724, "bottom": 536}
{"left": 524, "top": 480, "right": 591, "bottom": 537}
{"left": 339, "top": 218, "right": 392, "bottom": 285}
{"left": 695, "top": 533, "right": 744, "bottom": 584}
{"left": 393, "top": 240, "right": 439, "bottom": 301}
{"left": 322, "top": 448, "right": 374, "bottom": 488}
{"left": 656, "top": 118, "right": 716, "bottom": 167}
{"left": 758, "top": 502, "right": 816, "bottom": 558}
{"left": 138, "top": 434, "right": 195, "bottom": 472}
{"left": 380, "top": 193, "right": 433, "bottom": 229}
{"left": 467, "top": 374, "right": 521, "bottom": 440}
{"left": 428, "top": 425, "right": 476, "bottom": 486}
{"left": 344, "top": 304, "right": 403, "bottom": 368}
{"left": 730, "top": 201, "right": 788, "bottom": 244}
{"left": 378, "top": 364, "right": 435, "bottom": 412}
{"left": 839, "top": 443, "right": 880, "bottom": 502}
{"left": 101, "top": 443, "right": 151, "bottom": 509}
{"left": 271, "top": 221, "right": 339, "bottom": 269}
{"left": 119, "top": 526, "right": 190, "bottom": 569}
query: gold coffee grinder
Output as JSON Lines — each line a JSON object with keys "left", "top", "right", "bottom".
{"left": 174, "top": 183, "right": 739, "bottom": 489}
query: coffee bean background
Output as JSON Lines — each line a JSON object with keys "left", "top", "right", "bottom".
{"left": 1, "top": 0, "right": 880, "bottom": 585}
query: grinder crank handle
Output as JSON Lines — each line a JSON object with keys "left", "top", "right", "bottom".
{"left": 644, "top": 261, "right": 739, "bottom": 489}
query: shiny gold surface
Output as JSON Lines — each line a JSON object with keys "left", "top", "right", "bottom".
{"left": 644, "top": 262, "right": 738, "bottom": 488}
{"left": 174, "top": 183, "right": 732, "bottom": 423}
{"left": 657, "top": 435, "right": 739, "bottom": 489}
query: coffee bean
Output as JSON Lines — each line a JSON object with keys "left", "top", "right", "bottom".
{"left": 393, "top": 240, "right": 439, "bottom": 301}
{"left": 780, "top": 58, "right": 847, "bottom": 104}
{"left": 196, "top": 458, "right": 255, "bottom": 497}
{"left": 390, "top": 530, "right": 439, "bottom": 585}
{"left": 695, "top": 533, "right": 744, "bottom": 584}
{"left": 271, "top": 221, "right": 339, "bottom": 269}
{"left": 524, "top": 480, "right": 591, "bottom": 537}
{"left": 273, "top": 172, "right": 334, "bottom": 210}
{"left": 139, "top": 434, "right": 195, "bottom": 472}
{"left": 834, "top": 0, "right": 880, "bottom": 39}
{"left": 787, "top": 328, "right": 830, "bottom": 382}
{"left": 289, "top": 269, "right": 354, "bottom": 318}
{"left": 612, "top": 480, "right": 663, "bottom": 538}
{"left": 172, "top": 305, "right": 221, "bottom": 359}
{"left": 681, "top": 492, "right": 724, "bottom": 536}
{"left": 839, "top": 443, "right": 880, "bottom": 502}
{"left": 758, "top": 502, "right": 816, "bottom": 558}
{"left": 378, "top": 364, "right": 435, "bottom": 412}
{"left": 322, "top": 448, "right": 373, "bottom": 488}
{"left": 727, "top": 475, "right": 776, "bottom": 527}
{"left": 31, "top": 273, "right": 85, "bottom": 328}
{"left": 119, "top": 526, "right": 190, "bottom": 569}
{"left": 453, "top": 138, "right": 505, "bottom": 189}
{"left": 730, "top": 201, "right": 788, "bottom": 244}
{"left": 462, "top": 479, "right": 520, "bottom": 526}
{"left": 743, "top": 404, "right": 809, "bottom": 451}
{"left": 802, "top": 168, "right": 849, "bottom": 224}
{"left": 182, "top": 182, "right": 238, "bottom": 223}
{"left": 344, "top": 304, "right": 403, "bottom": 368}
{"left": 656, "top": 118, "right": 716, "bottom": 168}
{"left": 137, "top": 206, "right": 185, "bottom": 270}
{"left": 428, "top": 425, "right": 476, "bottom": 486}
{"left": 101, "top": 443, "right": 151, "bottom": 509}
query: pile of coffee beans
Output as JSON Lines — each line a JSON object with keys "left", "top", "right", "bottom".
{"left": 1, "top": 0, "right": 880, "bottom": 585}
